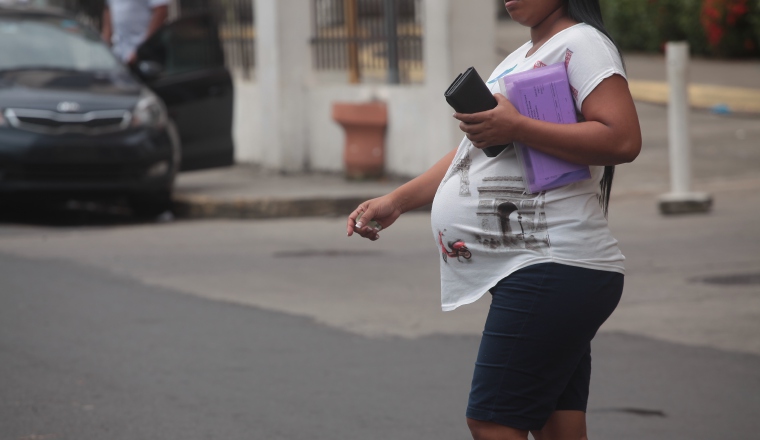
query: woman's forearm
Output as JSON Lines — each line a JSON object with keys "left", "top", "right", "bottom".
{"left": 391, "top": 148, "right": 457, "bottom": 213}
{"left": 513, "top": 76, "right": 641, "bottom": 166}
{"left": 458, "top": 75, "right": 641, "bottom": 166}
{"left": 512, "top": 117, "right": 640, "bottom": 166}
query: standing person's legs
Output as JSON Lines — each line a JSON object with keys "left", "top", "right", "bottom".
{"left": 465, "top": 263, "right": 623, "bottom": 439}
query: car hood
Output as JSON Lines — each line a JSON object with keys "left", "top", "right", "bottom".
{"left": 0, "top": 69, "right": 143, "bottom": 112}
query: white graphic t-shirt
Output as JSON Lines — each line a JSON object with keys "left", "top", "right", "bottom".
{"left": 431, "top": 23, "right": 627, "bottom": 311}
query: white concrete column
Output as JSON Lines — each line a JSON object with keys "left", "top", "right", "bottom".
{"left": 422, "top": 0, "right": 496, "bottom": 84}
{"left": 255, "top": 0, "right": 312, "bottom": 172}
{"left": 449, "top": 0, "right": 496, "bottom": 77}
{"left": 422, "top": 0, "right": 496, "bottom": 161}
{"left": 420, "top": 0, "right": 455, "bottom": 161}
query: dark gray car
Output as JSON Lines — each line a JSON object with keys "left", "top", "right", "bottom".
{"left": 0, "top": 7, "right": 234, "bottom": 216}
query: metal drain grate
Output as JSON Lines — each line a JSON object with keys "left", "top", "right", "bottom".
{"left": 697, "top": 273, "right": 760, "bottom": 286}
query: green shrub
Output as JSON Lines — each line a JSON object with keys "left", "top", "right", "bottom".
{"left": 600, "top": 0, "right": 661, "bottom": 52}
{"left": 599, "top": 0, "right": 760, "bottom": 58}
{"left": 678, "top": 0, "right": 711, "bottom": 55}
{"left": 752, "top": 2, "right": 760, "bottom": 53}
{"left": 701, "top": 0, "right": 759, "bottom": 56}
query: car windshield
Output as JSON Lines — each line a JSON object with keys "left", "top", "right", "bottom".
{"left": 0, "top": 15, "right": 122, "bottom": 73}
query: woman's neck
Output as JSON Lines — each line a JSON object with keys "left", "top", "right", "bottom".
{"left": 528, "top": 6, "right": 577, "bottom": 55}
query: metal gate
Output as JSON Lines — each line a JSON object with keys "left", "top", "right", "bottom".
{"left": 311, "top": 0, "right": 424, "bottom": 84}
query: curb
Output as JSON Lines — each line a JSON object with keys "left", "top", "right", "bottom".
{"left": 169, "top": 78, "right": 760, "bottom": 221}
{"left": 171, "top": 194, "right": 432, "bottom": 220}
{"left": 628, "top": 80, "right": 760, "bottom": 115}
{"left": 172, "top": 176, "right": 760, "bottom": 220}
{"left": 172, "top": 194, "right": 372, "bottom": 220}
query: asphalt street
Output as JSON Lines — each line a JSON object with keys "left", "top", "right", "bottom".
{"left": 1, "top": 44, "right": 759, "bottom": 440}
{"left": 1, "top": 246, "right": 759, "bottom": 440}
{"left": 1, "top": 178, "right": 760, "bottom": 440}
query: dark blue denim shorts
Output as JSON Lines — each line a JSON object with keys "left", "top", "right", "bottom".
{"left": 466, "top": 262, "right": 623, "bottom": 431}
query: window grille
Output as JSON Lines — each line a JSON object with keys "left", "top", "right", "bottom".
{"left": 311, "top": 0, "right": 424, "bottom": 84}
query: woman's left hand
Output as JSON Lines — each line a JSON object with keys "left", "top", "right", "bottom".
{"left": 454, "top": 93, "right": 522, "bottom": 150}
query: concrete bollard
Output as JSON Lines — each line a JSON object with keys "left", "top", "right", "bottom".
{"left": 658, "top": 42, "right": 713, "bottom": 215}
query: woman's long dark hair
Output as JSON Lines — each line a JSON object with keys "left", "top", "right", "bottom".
{"left": 567, "top": 0, "right": 622, "bottom": 217}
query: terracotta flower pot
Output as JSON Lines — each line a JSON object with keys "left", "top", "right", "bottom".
{"left": 332, "top": 101, "right": 388, "bottom": 180}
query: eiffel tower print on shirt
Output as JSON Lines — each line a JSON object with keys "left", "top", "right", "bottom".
{"left": 443, "top": 148, "right": 472, "bottom": 197}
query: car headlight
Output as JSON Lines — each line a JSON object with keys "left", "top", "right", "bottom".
{"left": 146, "top": 160, "right": 170, "bottom": 178}
{"left": 131, "top": 90, "right": 168, "bottom": 129}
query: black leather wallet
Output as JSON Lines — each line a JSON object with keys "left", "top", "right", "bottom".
{"left": 444, "top": 67, "right": 509, "bottom": 157}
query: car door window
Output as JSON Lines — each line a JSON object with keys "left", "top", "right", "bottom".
{"left": 136, "top": 13, "right": 224, "bottom": 77}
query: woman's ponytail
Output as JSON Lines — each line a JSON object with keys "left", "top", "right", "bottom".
{"left": 567, "top": 0, "right": 623, "bottom": 217}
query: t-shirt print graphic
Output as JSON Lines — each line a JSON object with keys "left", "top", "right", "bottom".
{"left": 437, "top": 229, "right": 473, "bottom": 264}
{"left": 443, "top": 148, "right": 472, "bottom": 196}
{"left": 474, "top": 176, "right": 551, "bottom": 253}
{"left": 565, "top": 49, "right": 580, "bottom": 100}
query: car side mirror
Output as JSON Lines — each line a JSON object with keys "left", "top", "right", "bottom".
{"left": 137, "top": 60, "right": 164, "bottom": 80}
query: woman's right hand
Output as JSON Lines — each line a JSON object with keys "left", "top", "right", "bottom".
{"left": 345, "top": 147, "right": 458, "bottom": 240}
{"left": 346, "top": 194, "right": 403, "bottom": 241}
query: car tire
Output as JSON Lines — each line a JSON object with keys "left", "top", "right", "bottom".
{"left": 129, "top": 191, "right": 172, "bottom": 218}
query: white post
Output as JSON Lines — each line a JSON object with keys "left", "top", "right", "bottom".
{"left": 255, "top": 0, "right": 312, "bottom": 172}
{"left": 422, "top": 0, "right": 497, "bottom": 163}
{"left": 668, "top": 42, "right": 691, "bottom": 194}
{"left": 658, "top": 42, "right": 712, "bottom": 215}
{"left": 421, "top": 0, "right": 456, "bottom": 161}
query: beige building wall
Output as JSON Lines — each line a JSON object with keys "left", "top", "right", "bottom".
{"left": 234, "top": 0, "right": 497, "bottom": 177}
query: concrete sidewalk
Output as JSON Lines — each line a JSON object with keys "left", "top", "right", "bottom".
{"left": 173, "top": 98, "right": 760, "bottom": 221}
{"left": 173, "top": 24, "right": 760, "bottom": 219}
{"left": 173, "top": 94, "right": 760, "bottom": 220}
{"left": 623, "top": 53, "right": 760, "bottom": 115}
{"left": 173, "top": 166, "right": 407, "bottom": 219}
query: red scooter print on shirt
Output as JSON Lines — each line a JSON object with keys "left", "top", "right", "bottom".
{"left": 438, "top": 230, "right": 472, "bottom": 263}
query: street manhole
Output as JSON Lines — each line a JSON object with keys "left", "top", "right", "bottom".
{"left": 273, "top": 250, "right": 384, "bottom": 258}
{"left": 696, "top": 273, "right": 760, "bottom": 286}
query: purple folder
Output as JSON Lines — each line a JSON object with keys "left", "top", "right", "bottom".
{"left": 498, "top": 63, "right": 591, "bottom": 194}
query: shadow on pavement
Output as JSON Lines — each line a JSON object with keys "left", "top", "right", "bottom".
{"left": 0, "top": 198, "right": 174, "bottom": 227}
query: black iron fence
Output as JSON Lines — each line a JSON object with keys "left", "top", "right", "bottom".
{"left": 311, "top": 0, "right": 424, "bottom": 84}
